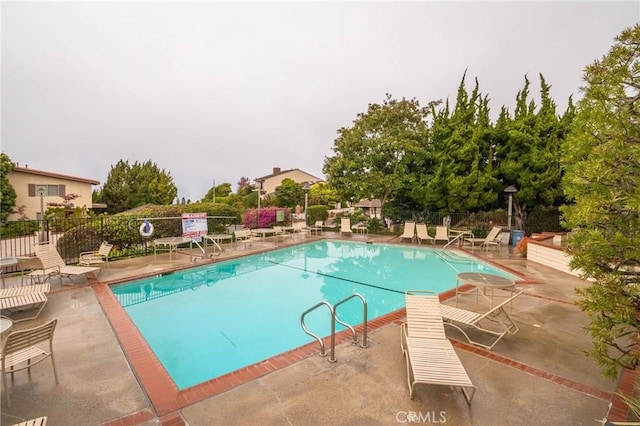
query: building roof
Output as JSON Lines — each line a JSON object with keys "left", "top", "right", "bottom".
{"left": 354, "top": 199, "right": 382, "bottom": 208}
{"left": 254, "top": 168, "right": 324, "bottom": 183}
{"left": 12, "top": 165, "right": 100, "bottom": 185}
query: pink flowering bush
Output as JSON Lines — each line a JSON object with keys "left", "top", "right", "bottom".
{"left": 242, "top": 207, "right": 290, "bottom": 229}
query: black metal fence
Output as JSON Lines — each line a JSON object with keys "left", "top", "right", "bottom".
{"left": 0, "top": 210, "right": 519, "bottom": 269}
{"left": 0, "top": 215, "right": 237, "bottom": 266}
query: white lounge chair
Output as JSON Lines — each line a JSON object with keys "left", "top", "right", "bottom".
{"left": 401, "top": 290, "right": 476, "bottom": 403}
{"left": 0, "top": 283, "right": 50, "bottom": 298}
{"left": 12, "top": 417, "right": 48, "bottom": 426}
{"left": 26, "top": 243, "right": 101, "bottom": 285}
{"left": 0, "top": 293, "right": 48, "bottom": 323}
{"left": 464, "top": 226, "right": 503, "bottom": 250}
{"left": 79, "top": 241, "right": 113, "bottom": 268}
{"left": 434, "top": 226, "right": 450, "bottom": 244}
{"left": 308, "top": 221, "right": 324, "bottom": 235}
{"left": 399, "top": 221, "right": 416, "bottom": 243}
{"left": 415, "top": 223, "right": 435, "bottom": 244}
{"left": 233, "top": 229, "right": 256, "bottom": 249}
{"left": 1, "top": 319, "right": 59, "bottom": 407}
{"left": 440, "top": 289, "right": 524, "bottom": 350}
{"left": 340, "top": 218, "right": 352, "bottom": 237}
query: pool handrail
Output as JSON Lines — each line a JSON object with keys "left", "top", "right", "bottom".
{"left": 300, "top": 301, "right": 336, "bottom": 362}
{"left": 300, "top": 293, "right": 368, "bottom": 363}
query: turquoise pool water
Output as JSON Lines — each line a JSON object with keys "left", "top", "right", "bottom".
{"left": 111, "top": 241, "right": 517, "bottom": 389}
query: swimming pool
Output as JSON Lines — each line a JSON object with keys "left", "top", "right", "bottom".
{"left": 111, "top": 240, "right": 517, "bottom": 389}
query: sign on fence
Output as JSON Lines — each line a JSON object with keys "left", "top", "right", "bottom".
{"left": 182, "top": 213, "right": 208, "bottom": 238}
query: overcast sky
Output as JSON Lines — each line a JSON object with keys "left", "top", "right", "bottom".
{"left": 1, "top": 1, "right": 638, "bottom": 202}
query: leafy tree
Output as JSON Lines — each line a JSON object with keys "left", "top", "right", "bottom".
{"left": 414, "top": 74, "right": 498, "bottom": 212}
{"left": 561, "top": 24, "right": 640, "bottom": 379}
{"left": 274, "top": 178, "right": 305, "bottom": 209}
{"left": 308, "top": 182, "right": 340, "bottom": 208}
{"left": 100, "top": 160, "right": 177, "bottom": 213}
{"left": 237, "top": 176, "right": 251, "bottom": 193}
{"left": 323, "top": 94, "right": 432, "bottom": 210}
{"left": 496, "top": 74, "right": 572, "bottom": 230}
{"left": 0, "top": 153, "right": 17, "bottom": 222}
{"left": 202, "top": 182, "right": 232, "bottom": 203}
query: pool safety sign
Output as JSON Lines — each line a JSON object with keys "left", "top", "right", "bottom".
{"left": 182, "top": 213, "right": 208, "bottom": 238}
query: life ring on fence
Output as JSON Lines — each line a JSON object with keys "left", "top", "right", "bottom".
{"left": 139, "top": 220, "right": 154, "bottom": 238}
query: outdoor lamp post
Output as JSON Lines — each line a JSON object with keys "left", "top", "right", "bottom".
{"left": 254, "top": 180, "right": 264, "bottom": 218}
{"left": 37, "top": 186, "right": 46, "bottom": 242}
{"left": 302, "top": 182, "right": 311, "bottom": 223}
{"left": 504, "top": 185, "right": 518, "bottom": 231}
{"left": 212, "top": 179, "right": 216, "bottom": 204}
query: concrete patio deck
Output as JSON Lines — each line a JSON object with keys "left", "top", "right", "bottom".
{"left": 0, "top": 232, "right": 633, "bottom": 425}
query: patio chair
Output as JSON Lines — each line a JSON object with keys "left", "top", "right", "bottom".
{"left": 12, "top": 417, "right": 48, "bottom": 426}
{"left": 401, "top": 290, "right": 476, "bottom": 403}
{"left": 464, "top": 226, "right": 503, "bottom": 250}
{"left": 233, "top": 229, "right": 256, "bottom": 249}
{"left": 79, "top": 241, "right": 113, "bottom": 268}
{"left": 25, "top": 243, "right": 101, "bottom": 285}
{"left": 340, "top": 218, "right": 353, "bottom": 237}
{"left": 292, "top": 221, "right": 310, "bottom": 238}
{"left": 0, "top": 293, "right": 48, "bottom": 323}
{"left": 440, "top": 289, "right": 524, "bottom": 350}
{"left": 415, "top": 223, "right": 435, "bottom": 244}
{"left": 1, "top": 319, "right": 59, "bottom": 407}
{"left": 434, "top": 226, "right": 450, "bottom": 244}
{"left": 0, "top": 283, "right": 50, "bottom": 298}
{"left": 399, "top": 221, "right": 416, "bottom": 243}
{"left": 271, "top": 226, "right": 292, "bottom": 243}
{"left": 309, "top": 221, "right": 324, "bottom": 235}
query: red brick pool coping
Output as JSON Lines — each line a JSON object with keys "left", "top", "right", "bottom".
{"left": 90, "top": 268, "right": 628, "bottom": 425}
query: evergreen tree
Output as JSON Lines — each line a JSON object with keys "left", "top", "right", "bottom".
{"left": 101, "top": 160, "right": 177, "bottom": 213}
{"left": 561, "top": 24, "right": 640, "bottom": 378}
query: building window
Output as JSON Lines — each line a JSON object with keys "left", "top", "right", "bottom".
{"left": 28, "top": 184, "right": 66, "bottom": 197}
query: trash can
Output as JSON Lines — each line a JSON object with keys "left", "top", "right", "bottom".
{"left": 511, "top": 230, "right": 525, "bottom": 246}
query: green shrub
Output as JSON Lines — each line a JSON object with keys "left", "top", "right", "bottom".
{"left": 306, "top": 205, "right": 329, "bottom": 225}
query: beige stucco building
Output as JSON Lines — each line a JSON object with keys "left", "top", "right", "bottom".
{"left": 254, "top": 167, "right": 324, "bottom": 197}
{"left": 6, "top": 165, "right": 101, "bottom": 221}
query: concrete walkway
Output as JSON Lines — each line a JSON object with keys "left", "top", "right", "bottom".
{"left": 0, "top": 234, "right": 626, "bottom": 425}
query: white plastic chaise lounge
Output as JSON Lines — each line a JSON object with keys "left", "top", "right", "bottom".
{"left": 440, "top": 289, "right": 524, "bottom": 350}
{"left": 25, "top": 243, "right": 101, "bottom": 285}
{"left": 415, "top": 223, "right": 435, "bottom": 244}
{"left": 340, "top": 218, "right": 353, "bottom": 237}
{"left": 308, "top": 221, "right": 324, "bottom": 235}
{"left": 399, "top": 221, "right": 416, "bottom": 243}
{"left": 0, "top": 283, "right": 50, "bottom": 298}
{"left": 0, "top": 292, "right": 48, "bottom": 323}
{"left": 78, "top": 241, "right": 113, "bottom": 268}
{"left": 400, "top": 290, "right": 476, "bottom": 403}
{"left": 434, "top": 226, "right": 450, "bottom": 244}
{"left": 463, "top": 226, "right": 503, "bottom": 250}
{"left": 11, "top": 417, "right": 48, "bottom": 426}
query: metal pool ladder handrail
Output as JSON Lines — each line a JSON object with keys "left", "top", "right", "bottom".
{"left": 444, "top": 231, "right": 474, "bottom": 249}
{"left": 300, "top": 293, "right": 368, "bottom": 363}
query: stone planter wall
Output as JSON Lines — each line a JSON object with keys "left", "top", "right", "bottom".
{"left": 527, "top": 239, "right": 582, "bottom": 277}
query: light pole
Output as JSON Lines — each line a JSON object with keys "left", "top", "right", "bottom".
{"left": 302, "top": 182, "right": 311, "bottom": 224}
{"left": 37, "top": 186, "right": 46, "bottom": 242}
{"left": 254, "top": 181, "right": 264, "bottom": 226}
{"left": 504, "top": 185, "right": 518, "bottom": 231}
{"left": 212, "top": 179, "right": 216, "bottom": 204}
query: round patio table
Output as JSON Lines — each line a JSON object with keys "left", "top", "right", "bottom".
{"left": 0, "top": 257, "right": 19, "bottom": 288}
{"left": 0, "top": 316, "right": 13, "bottom": 336}
{"left": 252, "top": 228, "right": 278, "bottom": 244}
{"left": 456, "top": 272, "right": 515, "bottom": 308}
